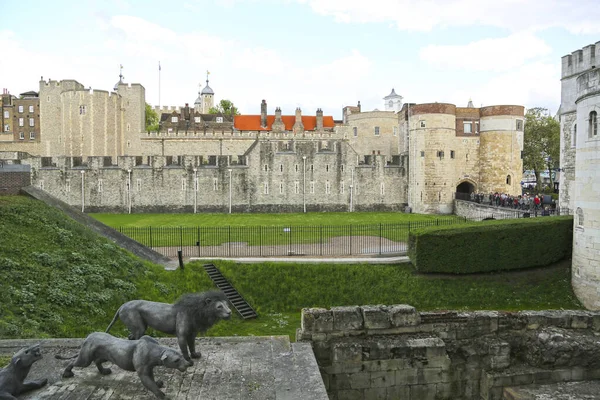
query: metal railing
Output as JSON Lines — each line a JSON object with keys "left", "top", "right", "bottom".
{"left": 117, "top": 219, "right": 462, "bottom": 258}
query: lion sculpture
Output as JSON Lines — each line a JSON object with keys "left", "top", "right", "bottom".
{"left": 0, "top": 344, "right": 47, "bottom": 399}
{"left": 106, "top": 291, "right": 232, "bottom": 362}
{"left": 57, "top": 332, "right": 192, "bottom": 399}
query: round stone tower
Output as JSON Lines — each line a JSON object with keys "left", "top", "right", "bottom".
{"left": 408, "top": 103, "right": 457, "bottom": 214}
{"left": 478, "top": 105, "right": 524, "bottom": 195}
{"left": 571, "top": 67, "right": 600, "bottom": 309}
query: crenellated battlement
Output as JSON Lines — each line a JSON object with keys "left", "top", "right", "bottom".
{"left": 561, "top": 42, "right": 600, "bottom": 79}
{"left": 59, "top": 89, "right": 120, "bottom": 100}
{"left": 142, "top": 129, "right": 340, "bottom": 139}
{"left": 153, "top": 105, "right": 181, "bottom": 113}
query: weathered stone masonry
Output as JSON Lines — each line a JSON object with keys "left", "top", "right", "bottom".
{"left": 297, "top": 305, "right": 600, "bottom": 400}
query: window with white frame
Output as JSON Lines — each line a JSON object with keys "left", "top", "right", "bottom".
{"left": 4, "top": 124, "right": 9, "bottom": 132}
{"left": 475, "top": 121, "right": 479, "bottom": 133}
{"left": 213, "top": 178, "right": 218, "bottom": 191}
{"left": 171, "top": 116, "right": 178, "bottom": 123}
{"left": 263, "top": 182, "right": 269, "bottom": 194}
{"left": 464, "top": 122, "right": 472, "bottom": 134}
{"left": 310, "top": 181, "right": 315, "bottom": 194}
{"left": 79, "top": 105, "right": 86, "bottom": 115}
{"left": 279, "top": 182, "right": 284, "bottom": 194}
{"left": 590, "top": 111, "right": 598, "bottom": 137}
{"left": 374, "top": 126, "right": 380, "bottom": 136}
{"left": 572, "top": 124, "right": 577, "bottom": 147}
{"left": 65, "top": 179, "right": 71, "bottom": 193}
{"left": 19, "top": 132, "right": 24, "bottom": 140}
{"left": 18, "top": 105, "right": 23, "bottom": 113}
{"left": 194, "top": 116, "right": 201, "bottom": 123}
{"left": 325, "top": 180, "right": 331, "bottom": 194}
{"left": 516, "top": 119, "right": 524, "bottom": 131}
{"left": 295, "top": 164, "right": 299, "bottom": 173}
{"left": 419, "top": 120, "right": 426, "bottom": 128}
{"left": 216, "top": 117, "right": 223, "bottom": 123}
{"left": 98, "top": 179, "right": 103, "bottom": 193}
{"left": 3, "top": 111, "right": 8, "bottom": 118}
{"left": 18, "top": 118, "right": 24, "bottom": 127}
{"left": 29, "top": 118, "right": 34, "bottom": 127}
{"left": 28, "top": 105, "right": 34, "bottom": 113}
{"left": 380, "top": 183, "right": 385, "bottom": 195}
{"left": 264, "top": 164, "right": 268, "bottom": 172}
{"left": 29, "top": 132, "right": 35, "bottom": 140}
{"left": 295, "top": 181, "right": 299, "bottom": 194}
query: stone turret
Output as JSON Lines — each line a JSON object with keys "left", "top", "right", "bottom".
{"left": 293, "top": 108, "right": 304, "bottom": 134}
{"left": 260, "top": 100, "right": 267, "bottom": 128}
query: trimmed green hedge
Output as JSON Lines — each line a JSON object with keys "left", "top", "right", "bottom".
{"left": 408, "top": 216, "right": 573, "bottom": 274}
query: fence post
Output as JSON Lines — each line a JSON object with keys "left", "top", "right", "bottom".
{"left": 197, "top": 226, "right": 201, "bottom": 257}
{"left": 149, "top": 226, "right": 153, "bottom": 248}
{"left": 379, "top": 223, "right": 382, "bottom": 255}
{"left": 259, "top": 226, "right": 262, "bottom": 257}
{"left": 179, "top": 226, "right": 183, "bottom": 250}
{"left": 349, "top": 225, "right": 352, "bottom": 255}
{"left": 228, "top": 226, "right": 231, "bottom": 257}
{"left": 320, "top": 225, "right": 323, "bottom": 256}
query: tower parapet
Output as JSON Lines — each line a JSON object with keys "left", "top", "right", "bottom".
{"left": 561, "top": 42, "right": 600, "bottom": 79}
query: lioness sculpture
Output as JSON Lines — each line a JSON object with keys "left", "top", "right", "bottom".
{"left": 57, "top": 332, "right": 192, "bottom": 399}
{"left": 0, "top": 344, "right": 47, "bottom": 399}
{"left": 106, "top": 291, "right": 232, "bottom": 362}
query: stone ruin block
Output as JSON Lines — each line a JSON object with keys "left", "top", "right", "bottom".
{"left": 332, "top": 342, "right": 362, "bottom": 363}
{"left": 362, "top": 305, "right": 391, "bottom": 330}
{"left": 524, "top": 326, "right": 600, "bottom": 369}
{"left": 389, "top": 304, "right": 420, "bottom": 327}
{"left": 519, "top": 310, "right": 571, "bottom": 330}
{"left": 332, "top": 306, "right": 364, "bottom": 331}
{"left": 302, "top": 307, "right": 334, "bottom": 333}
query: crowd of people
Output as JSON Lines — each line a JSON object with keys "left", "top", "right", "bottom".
{"left": 468, "top": 192, "right": 550, "bottom": 211}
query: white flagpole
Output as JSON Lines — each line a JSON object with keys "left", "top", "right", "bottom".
{"left": 158, "top": 61, "right": 161, "bottom": 110}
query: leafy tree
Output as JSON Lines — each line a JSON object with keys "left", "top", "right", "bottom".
{"left": 145, "top": 103, "right": 159, "bottom": 131}
{"left": 523, "top": 107, "right": 560, "bottom": 190}
{"left": 209, "top": 99, "right": 239, "bottom": 115}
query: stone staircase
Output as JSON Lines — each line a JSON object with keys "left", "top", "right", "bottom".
{"left": 0, "top": 336, "right": 327, "bottom": 399}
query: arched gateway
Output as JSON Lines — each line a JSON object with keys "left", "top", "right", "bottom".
{"left": 456, "top": 181, "right": 475, "bottom": 194}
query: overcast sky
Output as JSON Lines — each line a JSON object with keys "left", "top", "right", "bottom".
{"left": 2, "top": 0, "right": 600, "bottom": 119}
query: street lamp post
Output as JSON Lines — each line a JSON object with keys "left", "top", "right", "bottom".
{"left": 302, "top": 156, "right": 307, "bottom": 213}
{"left": 228, "top": 168, "right": 232, "bottom": 214}
{"left": 193, "top": 168, "right": 198, "bottom": 214}
{"left": 127, "top": 169, "right": 132, "bottom": 214}
{"left": 80, "top": 170, "right": 85, "bottom": 213}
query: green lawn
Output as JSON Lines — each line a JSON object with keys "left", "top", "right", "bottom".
{"left": 91, "top": 211, "right": 463, "bottom": 228}
{"left": 0, "top": 196, "right": 583, "bottom": 344}
{"left": 92, "top": 212, "right": 465, "bottom": 247}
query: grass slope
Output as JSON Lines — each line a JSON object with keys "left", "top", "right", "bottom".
{"left": 0, "top": 196, "right": 583, "bottom": 343}
{"left": 91, "top": 211, "right": 462, "bottom": 228}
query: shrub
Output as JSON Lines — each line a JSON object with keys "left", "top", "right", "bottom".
{"left": 408, "top": 216, "right": 573, "bottom": 274}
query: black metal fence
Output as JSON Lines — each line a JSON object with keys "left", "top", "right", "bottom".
{"left": 117, "top": 219, "right": 463, "bottom": 258}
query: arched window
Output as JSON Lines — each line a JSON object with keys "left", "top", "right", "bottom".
{"left": 589, "top": 111, "right": 597, "bottom": 138}
{"left": 506, "top": 175, "right": 511, "bottom": 185}
{"left": 572, "top": 123, "right": 577, "bottom": 147}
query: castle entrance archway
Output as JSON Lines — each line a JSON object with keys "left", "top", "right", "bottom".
{"left": 456, "top": 181, "right": 475, "bottom": 194}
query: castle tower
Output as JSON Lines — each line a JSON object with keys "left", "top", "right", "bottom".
{"left": 570, "top": 61, "right": 600, "bottom": 310}
{"left": 194, "top": 83, "right": 203, "bottom": 113}
{"left": 113, "top": 64, "right": 124, "bottom": 92}
{"left": 384, "top": 89, "right": 403, "bottom": 112}
{"left": 200, "top": 71, "right": 214, "bottom": 114}
{"left": 477, "top": 106, "right": 524, "bottom": 195}
{"left": 408, "top": 103, "right": 457, "bottom": 214}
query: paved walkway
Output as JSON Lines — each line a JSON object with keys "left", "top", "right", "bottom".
{"left": 1, "top": 336, "right": 327, "bottom": 400}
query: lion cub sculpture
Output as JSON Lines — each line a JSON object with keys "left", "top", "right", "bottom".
{"left": 0, "top": 344, "right": 47, "bottom": 399}
{"left": 106, "top": 291, "right": 232, "bottom": 362}
{"left": 57, "top": 332, "right": 192, "bottom": 399}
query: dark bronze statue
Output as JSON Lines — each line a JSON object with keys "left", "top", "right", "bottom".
{"left": 0, "top": 344, "right": 47, "bottom": 399}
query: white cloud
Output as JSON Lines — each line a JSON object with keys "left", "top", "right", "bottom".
{"left": 296, "top": 0, "right": 600, "bottom": 34}
{"left": 420, "top": 33, "right": 553, "bottom": 72}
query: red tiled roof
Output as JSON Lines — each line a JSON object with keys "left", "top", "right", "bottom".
{"left": 234, "top": 115, "right": 335, "bottom": 131}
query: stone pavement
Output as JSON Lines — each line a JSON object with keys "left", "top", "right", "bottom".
{"left": 0, "top": 336, "right": 327, "bottom": 400}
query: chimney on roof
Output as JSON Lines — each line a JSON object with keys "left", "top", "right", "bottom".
{"left": 260, "top": 100, "right": 267, "bottom": 128}
{"left": 272, "top": 107, "right": 285, "bottom": 132}
{"left": 293, "top": 107, "right": 304, "bottom": 134}
{"left": 316, "top": 108, "right": 323, "bottom": 131}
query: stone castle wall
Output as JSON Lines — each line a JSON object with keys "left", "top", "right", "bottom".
{"left": 21, "top": 139, "right": 408, "bottom": 213}
{"left": 297, "top": 305, "right": 600, "bottom": 400}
